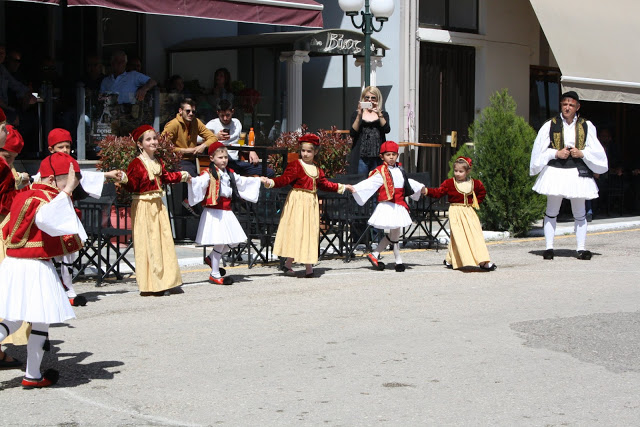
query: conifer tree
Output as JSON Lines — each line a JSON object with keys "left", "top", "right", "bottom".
{"left": 467, "top": 89, "right": 545, "bottom": 236}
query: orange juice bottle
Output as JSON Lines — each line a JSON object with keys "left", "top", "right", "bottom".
{"left": 248, "top": 127, "right": 255, "bottom": 146}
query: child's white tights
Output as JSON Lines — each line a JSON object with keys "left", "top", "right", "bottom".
{"left": 208, "top": 245, "right": 229, "bottom": 278}
{"left": 372, "top": 228, "right": 402, "bottom": 264}
{"left": 0, "top": 320, "right": 49, "bottom": 379}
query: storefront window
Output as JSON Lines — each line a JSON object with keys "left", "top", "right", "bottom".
{"left": 419, "top": 0, "right": 478, "bottom": 33}
{"left": 529, "top": 67, "right": 561, "bottom": 131}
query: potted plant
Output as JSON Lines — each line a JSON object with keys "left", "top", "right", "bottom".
{"left": 268, "top": 125, "right": 352, "bottom": 177}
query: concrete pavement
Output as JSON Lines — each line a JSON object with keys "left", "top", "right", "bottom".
{"left": 1, "top": 221, "right": 640, "bottom": 425}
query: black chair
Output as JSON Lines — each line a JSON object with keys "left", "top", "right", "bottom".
{"left": 74, "top": 191, "right": 135, "bottom": 285}
{"left": 234, "top": 186, "right": 288, "bottom": 268}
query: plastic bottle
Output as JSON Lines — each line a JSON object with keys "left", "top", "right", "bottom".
{"left": 248, "top": 128, "right": 255, "bottom": 146}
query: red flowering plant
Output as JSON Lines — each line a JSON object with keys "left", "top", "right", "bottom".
{"left": 96, "top": 132, "right": 182, "bottom": 204}
{"left": 268, "top": 125, "right": 351, "bottom": 178}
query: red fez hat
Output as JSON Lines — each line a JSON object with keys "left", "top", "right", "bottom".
{"left": 38, "top": 152, "right": 81, "bottom": 177}
{"left": 0, "top": 107, "right": 5, "bottom": 123}
{"left": 457, "top": 156, "right": 472, "bottom": 167}
{"left": 379, "top": 140, "right": 399, "bottom": 154}
{"left": 132, "top": 125, "right": 155, "bottom": 142}
{"left": 48, "top": 128, "right": 72, "bottom": 148}
{"left": 208, "top": 141, "right": 226, "bottom": 156}
{"left": 4, "top": 125, "right": 24, "bottom": 154}
{"left": 299, "top": 133, "right": 320, "bottom": 146}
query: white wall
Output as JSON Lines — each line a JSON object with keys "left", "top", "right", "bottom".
{"left": 303, "top": 0, "right": 402, "bottom": 140}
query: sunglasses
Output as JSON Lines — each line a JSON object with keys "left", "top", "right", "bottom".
{"left": 364, "top": 96, "right": 377, "bottom": 101}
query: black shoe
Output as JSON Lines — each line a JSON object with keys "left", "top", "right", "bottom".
{"left": 70, "top": 295, "right": 87, "bottom": 307}
{"left": 0, "top": 352, "right": 22, "bottom": 370}
{"left": 443, "top": 260, "right": 453, "bottom": 269}
{"left": 480, "top": 263, "right": 498, "bottom": 271}
{"left": 543, "top": 249, "right": 554, "bottom": 260}
{"left": 395, "top": 264, "right": 406, "bottom": 272}
{"left": 577, "top": 250, "right": 592, "bottom": 260}
{"left": 586, "top": 213, "right": 593, "bottom": 222}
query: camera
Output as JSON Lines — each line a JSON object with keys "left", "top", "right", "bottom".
{"left": 360, "top": 101, "right": 372, "bottom": 110}
{"left": 222, "top": 128, "right": 230, "bottom": 133}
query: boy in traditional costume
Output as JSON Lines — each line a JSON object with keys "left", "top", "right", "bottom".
{"left": 187, "top": 142, "right": 262, "bottom": 284}
{"left": 0, "top": 152, "right": 87, "bottom": 387}
{"left": 351, "top": 141, "right": 425, "bottom": 272}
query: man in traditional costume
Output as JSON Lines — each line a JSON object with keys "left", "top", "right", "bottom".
{"left": 530, "top": 91, "right": 608, "bottom": 260}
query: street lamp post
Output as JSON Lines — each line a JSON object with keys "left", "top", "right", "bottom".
{"left": 339, "top": 0, "right": 394, "bottom": 88}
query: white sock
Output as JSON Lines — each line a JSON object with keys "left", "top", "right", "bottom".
{"left": 373, "top": 235, "right": 390, "bottom": 258}
{"left": 571, "top": 198, "right": 587, "bottom": 251}
{"left": 389, "top": 229, "right": 402, "bottom": 264}
{"left": 210, "top": 245, "right": 227, "bottom": 278}
{"left": 0, "top": 320, "right": 21, "bottom": 341}
{"left": 544, "top": 196, "right": 563, "bottom": 250}
{"left": 26, "top": 323, "right": 49, "bottom": 380}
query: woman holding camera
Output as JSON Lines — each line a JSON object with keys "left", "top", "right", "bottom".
{"left": 348, "top": 86, "right": 390, "bottom": 175}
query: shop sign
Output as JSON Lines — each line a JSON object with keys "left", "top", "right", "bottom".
{"left": 297, "top": 30, "right": 383, "bottom": 56}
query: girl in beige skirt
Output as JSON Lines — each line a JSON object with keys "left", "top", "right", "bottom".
{"left": 264, "top": 133, "right": 354, "bottom": 277}
{"left": 424, "top": 156, "right": 497, "bottom": 271}
{"left": 122, "top": 125, "right": 191, "bottom": 295}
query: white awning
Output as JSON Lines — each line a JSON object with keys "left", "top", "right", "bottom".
{"left": 530, "top": 0, "right": 640, "bottom": 104}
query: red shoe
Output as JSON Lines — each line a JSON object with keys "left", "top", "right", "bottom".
{"left": 22, "top": 369, "right": 59, "bottom": 388}
{"left": 209, "top": 276, "right": 233, "bottom": 285}
{"left": 366, "top": 253, "right": 385, "bottom": 271}
{"left": 69, "top": 295, "right": 87, "bottom": 307}
{"left": 204, "top": 255, "right": 212, "bottom": 268}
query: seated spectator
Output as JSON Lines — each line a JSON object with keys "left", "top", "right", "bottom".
{"left": 126, "top": 56, "right": 142, "bottom": 73}
{"left": 209, "top": 67, "right": 234, "bottom": 111}
{"left": 0, "top": 45, "right": 35, "bottom": 125}
{"left": 205, "top": 99, "right": 274, "bottom": 177}
{"left": 100, "top": 50, "right": 156, "bottom": 104}
{"left": 83, "top": 54, "right": 105, "bottom": 91}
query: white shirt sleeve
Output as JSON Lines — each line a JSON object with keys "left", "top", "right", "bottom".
{"left": 80, "top": 170, "right": 106, "bottom": 199}
{"left": 582, "top": 121, "right": 609, "bottom": 174}
{"left": 408, "top": 178, "right": 425, "bottom": 201}
{"left": 352, "top": 173, "right": 383, "bottom": 206}
{"left": 187, "top": 173, "right": 210, "bottom": 206}
{"left": 234, "top": 173, "right": 261, "bottom": 203}
{"left": 36, "top": 193, "right": 87, "bottom": 242}
{"left": 530, "top": 120, "right": 556, "bottom": 176}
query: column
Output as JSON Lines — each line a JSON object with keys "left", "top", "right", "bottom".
{"left": 279, "top": 50, "right": 310, "bottom": 132}
{"left": 355, "top": 56, "right": 383, "bottom": 89}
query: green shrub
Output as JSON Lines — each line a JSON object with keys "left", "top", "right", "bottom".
{"left": 467, "top": 89, "right": 545, "bottom": 236}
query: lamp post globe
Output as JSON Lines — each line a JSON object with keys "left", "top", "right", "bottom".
{"left": 370, "top": 0, "right": 394, "bottom": 21}
{"left": 338, "top": 0, "right": 364, "bottom": 15}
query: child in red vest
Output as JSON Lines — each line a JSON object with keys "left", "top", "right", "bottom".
{"left": 0, "top": 152, "right": 87, "bottom": 387}
{"left": 264, "top": 133, "right": 354, "bottom": 277}
{"left": 121, "top": 125, "right": 191, "bottom": 296}
{"left": 352, "top": 141, "right": 426, "bottom": 272}
{"left": 425, "top": 156, "right": 496, "bottom": 271}
{"left": 187, "top": 142, "right": 262, "bottom": 284}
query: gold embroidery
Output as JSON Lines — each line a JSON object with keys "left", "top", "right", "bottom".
{"left": 139, "top": 154, "right": 161, "bottom": 181}
{"left": 576, "top": 118, "right": 586, "bottom": 150}
{"left": 300, "top": 160, "right": 319, "bottom": 193}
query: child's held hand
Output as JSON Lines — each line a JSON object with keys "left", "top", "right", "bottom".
{"left": 64, "top": 163, "right": 79, "bottom": 194}
{"left": 345, "top": 184, "right": 356, "bottom": 193}
{"left": 260, "top": 176, "right": 270, "bottom": 186}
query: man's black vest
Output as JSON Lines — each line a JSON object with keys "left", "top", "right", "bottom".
{"left": 546, "top": 116, "right": 592, "bottom": 177}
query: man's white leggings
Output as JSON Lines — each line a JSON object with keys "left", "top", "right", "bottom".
{"left": 543, "top": 195, "right": 587, "bottom": 251}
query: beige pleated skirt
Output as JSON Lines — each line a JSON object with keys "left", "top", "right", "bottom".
{"left": 446, "top": 205, "right": 491, "bottom": 269}
{"left": 131, "top": 197, "right": 182, "bottom": 293}
{"left": 273, "top": 189, "right": 319, "bottom": 265}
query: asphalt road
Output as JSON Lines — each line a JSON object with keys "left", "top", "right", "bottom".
{"left": 1, "top": 228, "right": 640, "bottom": 426}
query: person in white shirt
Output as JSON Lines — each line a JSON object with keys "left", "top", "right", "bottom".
{"left": 205, "top": 100, "right": 274, "bottom": 177}
{"left": 530, "top": 91, "right": 608, "bottom": 261}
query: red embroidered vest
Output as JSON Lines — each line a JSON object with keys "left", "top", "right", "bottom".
{"left": 201, "top": 167, "right": 234, "bottom": 211}
{"left": 3, "top": 184, "right": 83, "bottom": 259}
{"left": 372, "top": 164, "right": 409, "bottom": 210}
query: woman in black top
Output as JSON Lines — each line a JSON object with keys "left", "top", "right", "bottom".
{"left": 348, "top": 86, "right": 390, "bottom": 175}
